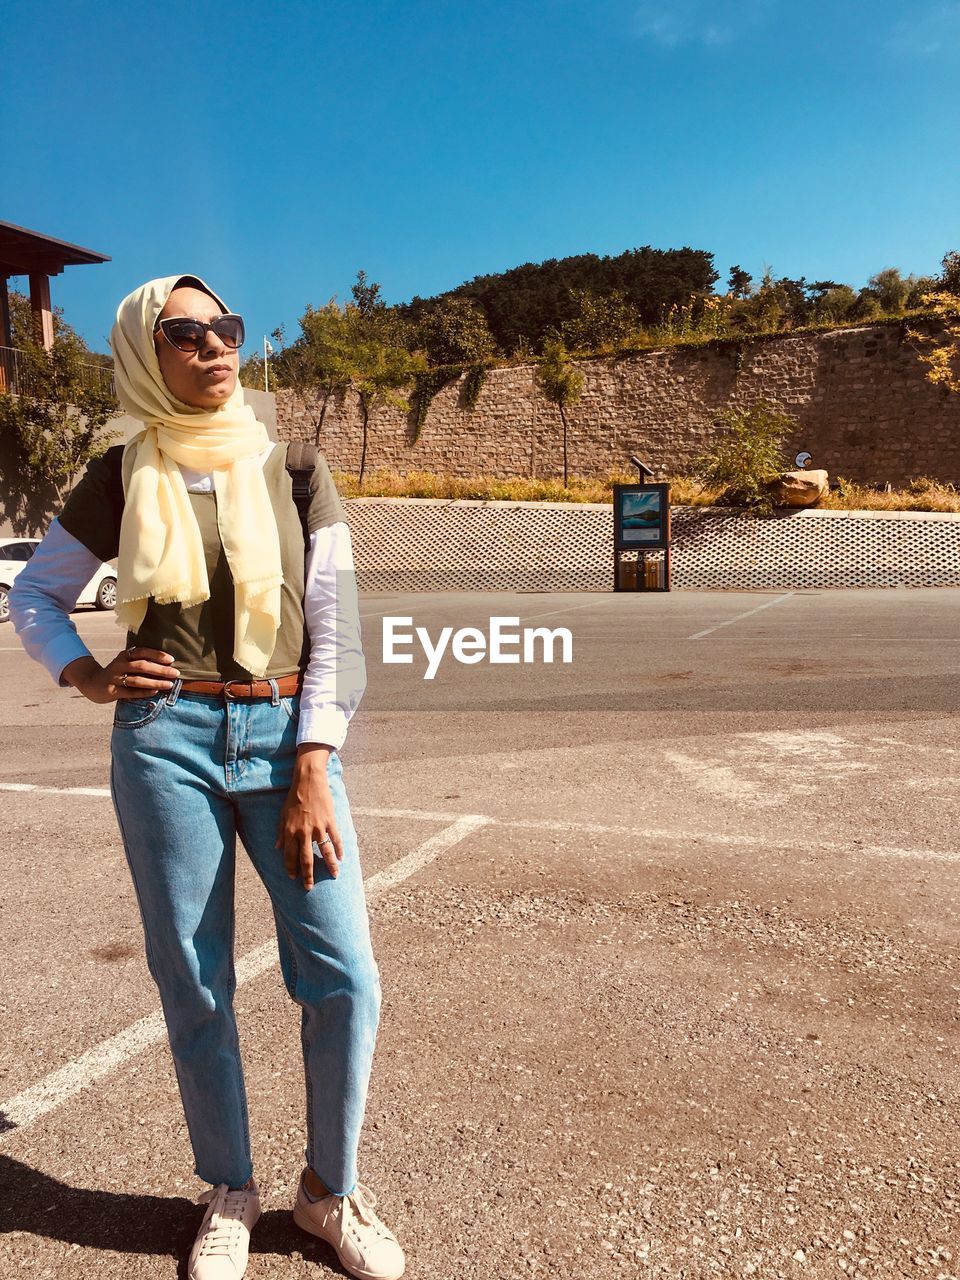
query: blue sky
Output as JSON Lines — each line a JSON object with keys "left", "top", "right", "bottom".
{"left": 4, "top": 0, "right": 959, "bottom": 352}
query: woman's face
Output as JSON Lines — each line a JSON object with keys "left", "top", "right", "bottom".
{"left": 154, "top": 285, "right": 239, "bottom": 409}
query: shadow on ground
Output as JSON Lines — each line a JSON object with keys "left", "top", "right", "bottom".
{"left": 0, "top": 1156, "right": 352, "bottom": 1276}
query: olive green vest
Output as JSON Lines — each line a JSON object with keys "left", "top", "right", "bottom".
{"left": 59, "top": 442, "right": 346, "bottom": 680}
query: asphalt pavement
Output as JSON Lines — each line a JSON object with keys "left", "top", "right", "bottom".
{"left": 2, "top": 588, "right": 960, "bottom": 1279}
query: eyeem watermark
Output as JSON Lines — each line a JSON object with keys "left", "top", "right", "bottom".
{"left": 382, "top": 615, "right": 573, "bottom": 680}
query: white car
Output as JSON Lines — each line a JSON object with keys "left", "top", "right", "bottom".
{"left": 0, "top": 537, "right": 117, "bottom": 623}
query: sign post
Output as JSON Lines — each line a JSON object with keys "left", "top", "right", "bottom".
{"left": 613, "top": 483, "right": 671, "bottom": 591}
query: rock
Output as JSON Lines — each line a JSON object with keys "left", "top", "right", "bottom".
{"left": 768, "top": 469, "right": 829, "bottom": 507}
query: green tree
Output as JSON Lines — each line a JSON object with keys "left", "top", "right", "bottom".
{"left": 405, "top": 244, "right": 719, "bottom": 354}
{"left": 537, "top": 340, "right": 583, "bottom": 486}
{"left": 413, "top": 296, "right": 495, "bottom": 365}
{"left": 351, "top": 269, "right": 384, "bottom": 317}
{"left": 7, "top": 288, "right": 114, "bottom": 371}
{"left": 860, "top": 267, "right": 917, "bottom": 315}
{"left": 238, "top": 351, "right": 268, "bottom": 391}
{"left": 906, "top": 250, "right": 960, "bottom": 392}
{"left": 906, "top": 275, "right": 938, "bottom": 308}
{"left": 694, "top": 403, "right": 793, "bottom": 514}
{"left": 560, "top": 289, "right": 641, "bottom": 352}
{"left": 809, "top": 284, "right": 858, "bottom": 324}
{"left": 851, "top": 291, "right": 883, "bottom": 322}
{"left": 728, "top": 269, "right": 824, "bottom": 333}
{"left": 728, "top": 268, "right": 780, "bottom": 333}
{"left": 727, "top": 265, "right": 752, "bottom": 298}
{"left": 347, "top": 306, "right": 426, "bottom": 485}
{"left": 939, "top": 251, "right": 960, "bottom": 294}
{"left": 338, "top": 273, "right": 427, "bottom": 481}
{"left": 265, "top": 274, "right": 425, "bottom": 479}
{"left": 0, "top": 292, "right": 119, "bottom": 533}
{"left": 276, "top": 307, "right": 357, "bottom": 443}
{"left": 238, "top": 321, "right": 286, "bottom": 394}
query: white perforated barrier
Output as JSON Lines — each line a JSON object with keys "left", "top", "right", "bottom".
{"left": 343, "top": 498, "right": 960, "bottom": 592}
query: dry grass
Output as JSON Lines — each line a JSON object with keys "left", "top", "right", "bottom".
{"left": 333, "top": 468, "right": 960, "bottom": 513}
{"left": 820, "top": 477, "right": 960, "bottom": 513}
{"left": 334, "top": 468, "right": 640, "bottom": 504}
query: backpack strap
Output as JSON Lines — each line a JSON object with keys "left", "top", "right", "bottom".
{"left": 285, "top": 441, "right": 318, "bottom": 550}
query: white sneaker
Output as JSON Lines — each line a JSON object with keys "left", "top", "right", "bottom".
{"left": 293, "top": 1174, "right": 405, "bottom": 1280}
{"left": 187, "top": 1179, "right": 262, "bottom": 1280}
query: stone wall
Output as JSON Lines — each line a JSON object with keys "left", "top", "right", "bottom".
{"left": 275, "top": 321, "right": 960, "bottom": 487}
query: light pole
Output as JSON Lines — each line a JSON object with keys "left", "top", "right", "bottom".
{"left": 263, "top": 337, "right": 274, "bottom": 393}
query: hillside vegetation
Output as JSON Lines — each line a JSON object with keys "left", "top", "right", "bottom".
{"left": 246, "top": 248, "right": 957, "bottom": 392}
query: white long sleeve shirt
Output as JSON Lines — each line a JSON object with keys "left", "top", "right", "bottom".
{"left": 9, "top": 457, "right": 366, "bottom": 751}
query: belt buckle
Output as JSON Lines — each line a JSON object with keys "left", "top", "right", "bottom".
{"left": 222, "top": 679, "right": 243, "bottom": 701}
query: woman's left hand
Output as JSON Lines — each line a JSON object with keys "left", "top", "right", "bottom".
{"left": 276, "top": 744, "right": 343, "bottom": 890}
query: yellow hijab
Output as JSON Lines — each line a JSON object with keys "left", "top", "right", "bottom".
{"left": 111, "top": 274, "right": 282, "bottom": 678}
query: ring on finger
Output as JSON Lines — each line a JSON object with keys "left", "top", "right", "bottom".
{"left": 319, "top": 835, "right": 333, "bottom": 847}
{"left": 119, "top": 673, "right": 129, "bottom": 688}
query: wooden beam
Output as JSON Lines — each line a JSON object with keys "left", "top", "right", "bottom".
{"left": 0, "top": 247, "right": 68, "bottom": 275}
{"left": 0, "top": 220, "right": 110, "bottom": 270}
{"left": 29, "top": 273, "right": 54, "bottom": 350}
{"left": 0, "top": 278, "right": 11, "bottom": 392}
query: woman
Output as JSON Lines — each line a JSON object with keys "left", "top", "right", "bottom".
{"left": 10, "top": 275, "right": 405, "bottom": 1280}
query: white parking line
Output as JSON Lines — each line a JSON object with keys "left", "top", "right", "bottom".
{"left": 513, "top": 597, "right": 619, "bottom": 624}
{"left": 364, "top": 813, "right": 489, "bottom": 896}
{"left": 502, "top": 815, "right": 960, "bottom": 865}
{"left": 358, "top": 604, "right": 450, "bottom": 622}
{"left": 0, "top": 782, "right": 112, "bottom": 797}
{"left": 358, "top": 596, "right": 615, "bottom": 626}
{"left": 687, "top": 592, "right": 795, "bottom": 640}
{"left": 1, "top": 784, "right": 957, "bottom": 865}
{"left": 0, "top": 647, "right": 131, "bottom": 653}
{"left": 0, "top": 814, "right": 489, "bottom": 1136}
{"left": 0, "top": 1010, "right": 168, "bottom": 1137}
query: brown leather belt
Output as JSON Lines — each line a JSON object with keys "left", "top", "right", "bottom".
{"left": 177, "top": 674, "right": 303, "bottom": 700}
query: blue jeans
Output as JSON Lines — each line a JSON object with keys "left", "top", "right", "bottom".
{"left": 109, "top": 682, "right": 381, "bottom": 1193}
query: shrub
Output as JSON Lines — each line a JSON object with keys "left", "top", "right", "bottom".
{"left": 694, "top": 403, "right": 793, "bottom": 513}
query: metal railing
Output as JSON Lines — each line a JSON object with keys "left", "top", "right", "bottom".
{"left": 0, "top": 345, "right": 116, "bottom": 398}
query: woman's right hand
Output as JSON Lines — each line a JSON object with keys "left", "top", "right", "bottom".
{"left": 62, "top": 647, "right": 181, "bottom": 705}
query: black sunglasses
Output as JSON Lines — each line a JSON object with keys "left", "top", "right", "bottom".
{"left": 155, "top": 313, "right": 245, "bottom": 353}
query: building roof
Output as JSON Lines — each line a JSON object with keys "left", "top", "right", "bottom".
{"left": 0, "top": 221, "right": 110, "bottom": 277}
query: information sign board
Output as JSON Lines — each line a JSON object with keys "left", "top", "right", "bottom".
{"left": 613, "top": 483, "right": 670, "bottom": 551}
